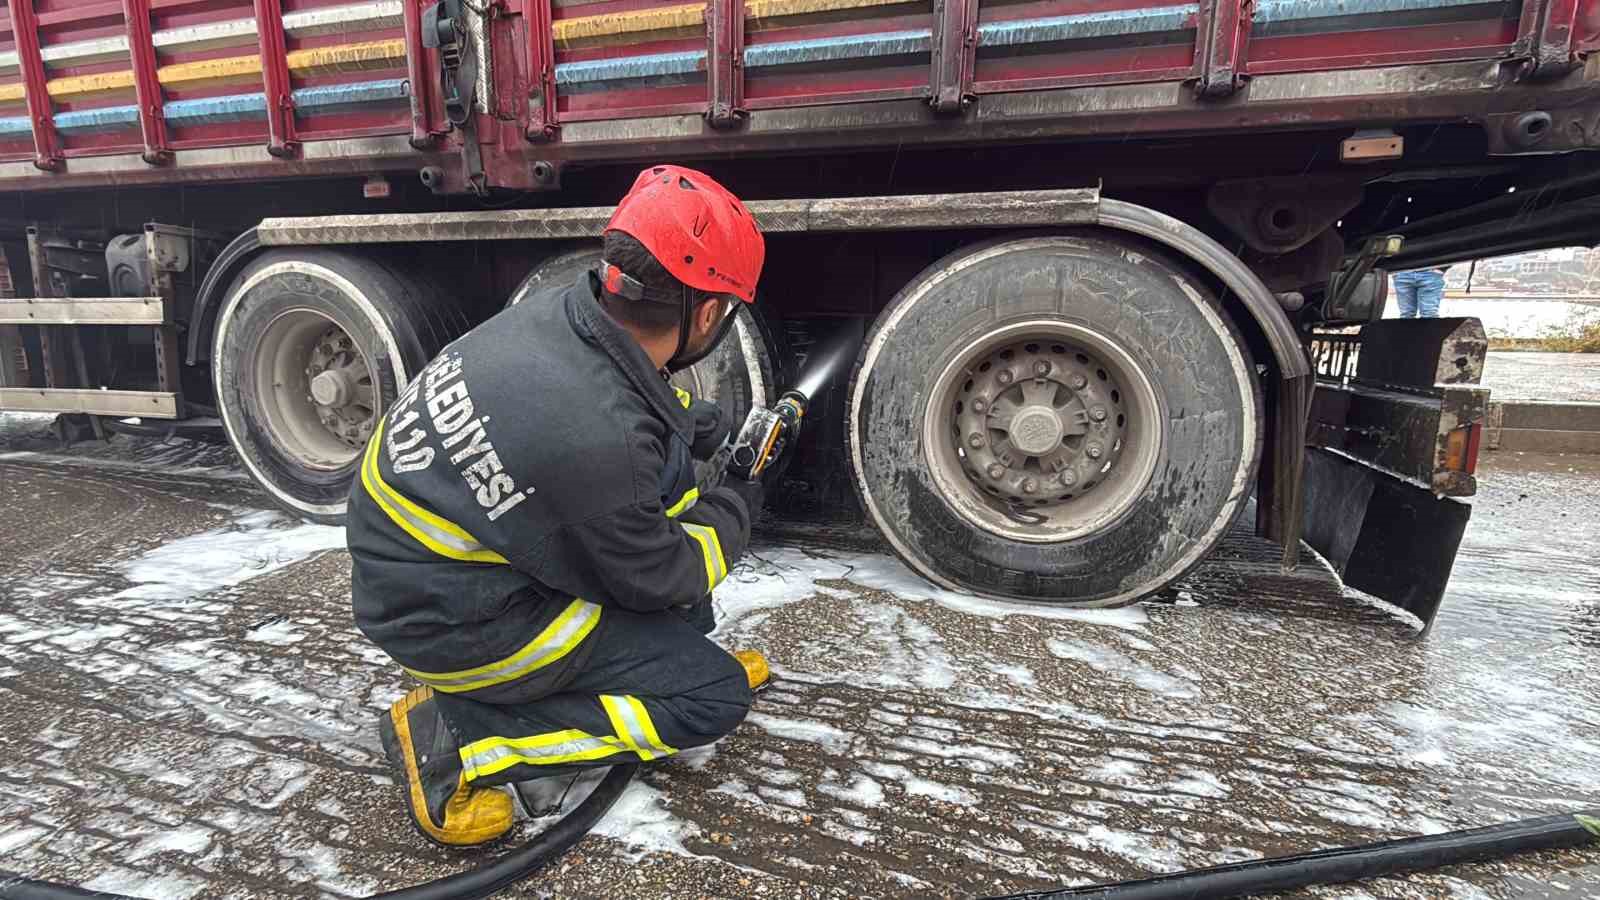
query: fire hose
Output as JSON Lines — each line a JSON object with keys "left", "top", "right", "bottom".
{"left": 3, "top": 794, "right": 1594, "bottom": 899}
{"left": 0, "top": 765, "right": 639, "bottom": 900}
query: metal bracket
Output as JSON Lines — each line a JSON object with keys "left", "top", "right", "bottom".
{"left": 1325, "top": 234, "right": 1403, "bottom": 321}
{"left": 928, "top": 0, "right": 978, "bottom": 114}
{"left": 10, "top": 0, "right": 63, "bottom": 172}
{"left": 521, "top": 0, "right": 560, "bottom": 142}
{"left": 403, "top": 0, "right": 443, "bottom": 148}
{"left": 121, "top": 0, "right": 171, "bottom": 165}
{"left": 706, "top": 0, "right": 748, "bottom": 129}
{"left": 252, "top": 0, "right": 300, "bottom": 158}
{"left": 1190, "top": 0, "right": 1253, "bottom": 99}
{"left": 1509, "top": 0, "right": 1582, "bottom": 81}
{"left": 144, "top": 226, "right": 186, "bottom": 419}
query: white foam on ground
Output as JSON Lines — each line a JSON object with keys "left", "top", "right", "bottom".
{"left": 244, "top": 619, "right": 306, "bottom": 646}
{"left": 818, "top": 773, "right": 885, "bottom": 808}
{"left": 126, "top": 826, "right": 214, "bottom": 862}
{"left": 828, "top": 550, "right": 1150, "bottom": 628}
{"left": 1045, "top": 639, "right": 1198, "bottom": 700}
{"left": 743, "top": 711, "right": 854, "bottom": 754}
{"left": 115, "top": 510, "right": 345, "bottom": 601}
{"left": 79, "top": 869, "right": 208, "bottom": 900}
{"left": 719, "top": 547, "right": 1147, "bottom": 628}
{"left": 591, "top": 781, "right": 700, "bottom": 862}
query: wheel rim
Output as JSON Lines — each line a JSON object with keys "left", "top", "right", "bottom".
{"left": 254, "top": 308, "right": 377, "bottom": 472}
{"left": 922, "top": 319, "right": 1165, "bottom": 544}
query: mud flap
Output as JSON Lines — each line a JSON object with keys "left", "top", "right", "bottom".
{"left": 1301, "top": 448, "right": 1470, "bottom": 636}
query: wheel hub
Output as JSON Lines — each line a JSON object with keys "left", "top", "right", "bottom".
{"left": 309, "top": 369, "right": 352, "bottom": 407}
{"left": 952, "top": 340, "right": 1128, "bottom": 507}
{"left": 1008, "top": 406, "right": 1066, "bottom": 456}
{"left": 305, "top": 326, "right": 375, "bottom": 450}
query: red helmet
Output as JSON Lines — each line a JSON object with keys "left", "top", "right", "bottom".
{"left": 603, "top": 165, "right": 764, "bottom": 303}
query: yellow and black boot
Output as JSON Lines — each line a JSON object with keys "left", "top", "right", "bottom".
{"left": 379, "top": 686, "right": 513, "bottom": 848}
{"left": 733, "top": 649, "right": 770, "bottom": 691}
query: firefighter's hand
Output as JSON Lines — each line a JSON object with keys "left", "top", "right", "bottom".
{"left": 721, "top": 475, "right": 766, "bottom": 524}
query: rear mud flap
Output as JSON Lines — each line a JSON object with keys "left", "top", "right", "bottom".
{"left": 1300, "top": 448, "right": 1470, "bottom": 636}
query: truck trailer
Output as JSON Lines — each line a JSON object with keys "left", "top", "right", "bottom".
{"left": 1, "top": 0, "right": 1596, "bottom": 628}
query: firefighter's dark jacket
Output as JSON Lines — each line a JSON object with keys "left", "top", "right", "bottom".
{"left": 347, "top": 269, "right": 752, "bottom": 676}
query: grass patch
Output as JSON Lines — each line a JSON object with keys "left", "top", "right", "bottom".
{"left": 1487, "top": 310, "right": 1600, "bottom": 353}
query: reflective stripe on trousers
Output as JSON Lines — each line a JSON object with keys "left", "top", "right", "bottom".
{"left": 403, "top": 598, "right": 602, "bottom": 694}
{"left": 601, "top": 694, "right": 677, "bottom": 761}
{"left": 458, "top": 729, "right": 630, "bottom": 781}
{"left": 456, "top": 693, "right": 677, "bottom": 782}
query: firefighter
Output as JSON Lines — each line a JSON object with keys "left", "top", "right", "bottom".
{"left": 347, "top": 165, "right": 771, "bottom": 847}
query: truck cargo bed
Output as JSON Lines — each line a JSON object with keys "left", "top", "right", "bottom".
{"left": 0, "top": 0, "right": 1592, "bottom": 192}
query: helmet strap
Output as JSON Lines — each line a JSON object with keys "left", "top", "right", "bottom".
{"left": 664, "top": 284, "right": 739, "bottom": 374}
{"left": 664, "top": 282, "right": 694, "bottom": 373}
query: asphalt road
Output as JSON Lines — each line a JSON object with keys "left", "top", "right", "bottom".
{"left": 1482, "top": 352, "right": 1600, "bottom": 403}
{"left": 1, "top": 419, "right": 1596, "bottom": 899}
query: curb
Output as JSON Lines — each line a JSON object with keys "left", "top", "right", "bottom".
{"left": 1486, "top": 400, "right": 1600, "bottom": 454}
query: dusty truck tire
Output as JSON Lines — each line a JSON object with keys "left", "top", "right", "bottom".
{"left": 214, "top": 250, "right": 469, "bottom": 523}
{"left": 509, "top": 247, "right": 776, "bottom": 464}
{"left": 847, "top": 234, "right": 1263, "bottom": 606}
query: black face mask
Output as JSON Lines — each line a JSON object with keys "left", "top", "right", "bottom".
{"left": 665, "top": 286, "right": 741, "bottom": 374}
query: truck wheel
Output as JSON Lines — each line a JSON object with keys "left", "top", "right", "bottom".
{"left": 847, "top": 234, "right": 1263, "bottom": 606}
{"left": 214, "top": 250, "right": 468, "bottom": 522}
{"left": 509, "top": 247, "right": 776, "bottom": 467}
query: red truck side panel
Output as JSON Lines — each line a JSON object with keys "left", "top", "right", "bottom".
{"left": 0, "top": 0, "right": 1587, "bottom": 178}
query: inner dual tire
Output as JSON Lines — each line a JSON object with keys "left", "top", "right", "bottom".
{"left": 214, "top": 246, "right": 774, "bottom": 523}
{"left": 214, "top": 250, "right": 470, "bottom": 523}
{"left": 508, "top": 247, "right": 775, "bottom": 484}
{"left": 847, "top": 234, "right": 1263, "bottom": 607}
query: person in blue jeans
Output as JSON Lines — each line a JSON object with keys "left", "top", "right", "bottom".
{"left": 1393, "top": 267, "right": 1447, "bottom": 318}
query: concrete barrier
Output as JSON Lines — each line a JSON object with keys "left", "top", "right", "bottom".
{"left": 1486, "top": 400, "right": 1600, "bottom": 454}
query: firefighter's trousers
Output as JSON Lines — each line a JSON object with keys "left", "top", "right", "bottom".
{"left": 425, "top": 598, "right": 751, "bottom": 786}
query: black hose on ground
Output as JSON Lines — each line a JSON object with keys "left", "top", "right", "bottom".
{"left": 0, "top": 765, "right": 638, "bottom": 900}
{"left": 989, "top": 810, "right": 1600, "bottom": 900}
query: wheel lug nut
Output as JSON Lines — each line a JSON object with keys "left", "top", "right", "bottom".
{"left": 987, "top": 463, "right": 1006, "bottom": 479}
{"left": 968, "top": 433, "right": 986, "bottom": 449}
{"left": 1091, "top": 406, "right": 1107, "bottom": 422}
{"left": 971, "top": 398, "right": 987, "bottom": 413}
{"left": 1022, "top": 478, "right": 1038, "bottom": 494}
{"left": 1087, "top": 443, "right": 1103, "bottom": 459}
{"left": 1071, "top": 374, "right": 1088, "bottom": 390}
{"left": 996, "top": 370, "right": 1014, "bottom": 385}
{"left": 1059, "top": 471, "right": 1077, "bottom": 487}
{"left": 1033, "top": 361, "right": 1051, "bottom": 377}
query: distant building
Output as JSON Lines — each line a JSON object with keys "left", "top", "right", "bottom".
{"left": 1444, "top": 247, "right": 1600, "bottom": 296}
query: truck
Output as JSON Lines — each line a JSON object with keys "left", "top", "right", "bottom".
{"left": 2, "top": 0, "right": 1595, "bottom": 630}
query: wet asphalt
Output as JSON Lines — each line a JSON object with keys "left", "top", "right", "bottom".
{"left": 1481, "top": 352, "right": 1600, "bottom": 402}
{"left": 0, "top": 417, "right": 1596, "bottom": 900}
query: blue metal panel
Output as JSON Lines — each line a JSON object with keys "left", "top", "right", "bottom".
{"left": 164, "top": 91, "right": 269, "bottom": 126}
{"left": 556, "top": 50, "right": 706, "bottom": 86}
{"left": 556, "top": 29, "right": 939, "bottom": 88}
{"left": 293, "top": 78, "right": 411, "bottom": 112}
{"left": 54, "top": 105, "right": 141, "bottom": 134}
{"left": 743, "top": 29, "right": 934, "bottom": 67}
{"left": 0, "top": 79, "right": 410, "bottom": 140}
{"left": 977, "top": 5, "right": 1199, "bottom": 48}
